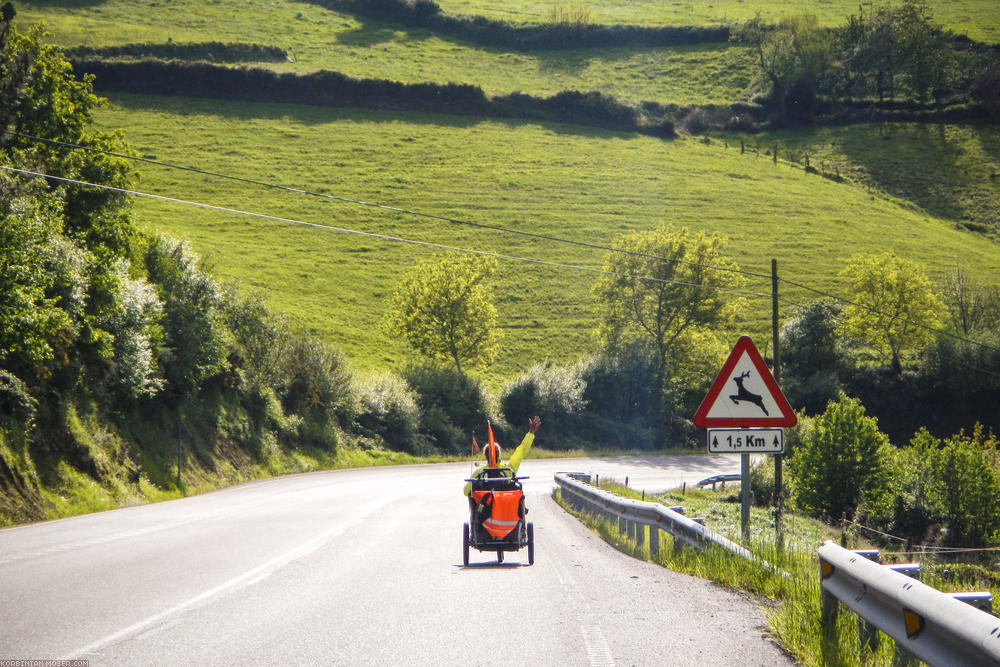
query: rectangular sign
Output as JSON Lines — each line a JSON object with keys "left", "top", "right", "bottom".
{"left": 708, "top": 428, "right": 784, "bottom": 453}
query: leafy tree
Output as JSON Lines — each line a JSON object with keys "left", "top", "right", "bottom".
{"left": 2, "top": 21, "right": 134, "bottom": 256}
{"left": 593, "top": 225, "right": 744, "bottom": 391}
{"left": 0, "top": 188, "right": 71, "bottom": 371}
{"left": 789, "top": 393, "right": 892, "bottom": 520}
{"left": 383, "top": 255, "right": 501, "bottom": 375}
{"left": 940, "top": 261, "right": 1000, "bottom": 340}
{"left": 838, "top": 0, "right": 957, "bottom": 104}
{"left": 928, "top": 425, "right": 1000, "bottom": 546}
{"left": 735, "top": 14, "right": 834, "bottom": 121}
{"left": 837, "top": 251, "right": 943, "bottom": 373}
{"left": 780, "top": 300, "right": 849, "bottom": 414}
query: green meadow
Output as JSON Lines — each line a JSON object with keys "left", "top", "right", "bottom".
{"left": 15, "top": 1, "right": 754, "bottom": 106}
{"left": 93, "top": 94, "right": 1000, "bottom": 379}
{"left": 436, "top": 0, "right": 1000, "bottom": 43}
{"left": 12, "top": 0, "right": 1000, "bottom": 380}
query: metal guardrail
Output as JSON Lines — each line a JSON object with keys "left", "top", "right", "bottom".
{"left": 554, "top": 472, "right": 761, "bottom": 564}
{"left": 694, "top": 473, "right": 741, "bottom": 489}
{"left": 818, "top": 540, "right": 1000, "bottom": 666}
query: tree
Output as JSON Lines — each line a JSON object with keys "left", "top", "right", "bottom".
{"left": 928, "top": 425, "right": 1000, "bottom": 546}
{"left": 735, "top": 14, "right": 834, "bottom": 121}
{"left": 837, "top": 251, "right": 943, "bottom": 372}
{"left": 383, "top": 255, "right": 501, "bottom": 375}
{"left": 780, "top": 299, "right": 849, "bottom": 414}
{"left": 940, "top": 261, "right": 1000, "bottom": 340}
{"left": 593, "top": 225, "right": 745, "bottom": 390}
{"left": 789, "top": 393, "right": 892, "bottom": 520}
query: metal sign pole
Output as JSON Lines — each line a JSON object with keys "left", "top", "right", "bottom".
{"left": 741, "top": 452, "right": 750, "bottom": 541}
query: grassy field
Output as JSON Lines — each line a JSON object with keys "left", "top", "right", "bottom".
{"left": 91, "top": 93, "right": 1000, "bottom": 381}
{"left": 14, "top": 0, "right": 754, "bottom": 106}
{"left": 18, "top": 0, "right": 1000, "bottom": 46}
{"left": 435, "top": 0, "right": 1000, "bottom": 43}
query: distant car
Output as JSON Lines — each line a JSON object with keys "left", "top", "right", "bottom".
{"left": 463, "top": 467, "right": 534, "bottom": 566}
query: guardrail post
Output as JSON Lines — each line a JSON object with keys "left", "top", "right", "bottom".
{"left": 619, "top": 517, "right": 626, "bottom": 535}
{"left": 636, "top": 522, "right": 646, "bottom": 548}
{"left": 856, "top": 550, "right": 882, "bottom": 654}
{"left": 820, "top": 587, "right": 840, "bottom": 663}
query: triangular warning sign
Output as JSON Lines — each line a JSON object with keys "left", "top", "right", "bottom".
{"left": 693, "top": 336, "right": 796, "bottom": 428}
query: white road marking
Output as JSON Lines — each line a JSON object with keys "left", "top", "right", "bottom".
{"left": 58, "top": 494, "right": 401, "bottom": 660}
{"left": 582, "top": 625, "right": 616, "bottom": 667}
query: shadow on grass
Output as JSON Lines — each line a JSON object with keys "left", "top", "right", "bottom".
{"left": 836, "top": 122, "right": 1000, "bottom": 236}
{"left": 104, "top": 91, "right": 642, "bottom": 143}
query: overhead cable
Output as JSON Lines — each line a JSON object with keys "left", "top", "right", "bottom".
{"left": 3, "top": 129, "right": 772, "bottom": 282}
{"left": 0, "top": 164, "right": 772, "bottom": 299}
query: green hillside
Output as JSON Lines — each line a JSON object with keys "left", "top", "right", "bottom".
{"left": 436, "top": 0, "right": 1000, "bottom": 43}
{"left": 94, "top": 94, "right": 1000, "bottom": 378}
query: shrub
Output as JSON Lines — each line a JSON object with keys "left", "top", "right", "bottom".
{"left": 788, "top": 393, "right": 892, "bottom": 521}
{"left": 282, "top": 337, "right": 353, "bottom": 448}
{"left": 501, "top": 362, "right": 585, "bottom": 448}
{"left": 929, "top": 425, "right": 1000, "bottom": 546}
{"left": 0, "top": 371, "right": 38, "bottom": 435}
{"left": 97, "top": 260, "right": 164, "bottom": 399}
{"left": 400, "top": 364, "right": 489, "bottom": 454}
{"left": 354, "top": 371, "right": 428, "bottom": 454}
{"left": 143, "top": 236, "right": 229, "bottom": 394}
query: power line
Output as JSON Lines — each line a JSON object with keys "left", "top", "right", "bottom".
{"left": 9, "top": 132, "right": 998, "bottom": 360}
{"left": 2, "top": 129, "right": 774, "bottom": 283}
{"left": 0, "top": 164, "right": 772, "bottom": 299}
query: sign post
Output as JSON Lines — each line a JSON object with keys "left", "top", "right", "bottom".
{"left": 693, "top": 336, "right": 796, "bottom": 541}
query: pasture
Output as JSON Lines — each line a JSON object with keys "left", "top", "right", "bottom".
{"left": 93, "top": 94, "right": 1000, "bottom": 378}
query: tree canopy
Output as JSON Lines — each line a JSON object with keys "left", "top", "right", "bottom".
{"left": 383, "top": 255, "right": 501, "bottom": 375}
{"left": 592, "top": 225, "right": 745, "bottom": 387}
{"left": 837, "top": 251, "right": 943, "bottom": 372}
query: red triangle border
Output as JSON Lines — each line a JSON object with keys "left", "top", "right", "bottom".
{"left": 692, "top": 335, "right": 797, "bottom": 428}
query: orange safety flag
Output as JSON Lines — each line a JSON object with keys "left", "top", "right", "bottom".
{"left": 471, "top": 432, "right": 480, "bottom": 455}
{"left": 486, "top": 421, "right": 498, "bottom": 467}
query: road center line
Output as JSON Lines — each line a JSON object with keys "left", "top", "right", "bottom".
{"left": 59, "top": 494, "right": 401, "bottom": 661}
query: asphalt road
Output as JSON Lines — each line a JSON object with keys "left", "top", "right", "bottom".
{"left": 1, "top": 456, "right": 792, "bottom": 666}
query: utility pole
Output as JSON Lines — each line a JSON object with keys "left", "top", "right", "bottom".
{"left": 772, "top": 259, "right": 784, "bottom": 546}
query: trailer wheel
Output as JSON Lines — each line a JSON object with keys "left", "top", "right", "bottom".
{"left": 527, "top": 522, "right": 535, "bottom": 566}
{"left": 462, "top": 523, "right": 470, "bottom": 566}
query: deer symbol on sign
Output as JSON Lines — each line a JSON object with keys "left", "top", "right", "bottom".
{"left": 730, "top": 371, "right": 769, "bottom": 415}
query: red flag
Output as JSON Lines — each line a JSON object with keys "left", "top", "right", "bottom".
{"left": 471, "top": 433, "right": 480, "bottom": 455}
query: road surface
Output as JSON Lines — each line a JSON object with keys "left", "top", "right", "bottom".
{"left": 1, "top": 456, "right": 792, "bottom": 665}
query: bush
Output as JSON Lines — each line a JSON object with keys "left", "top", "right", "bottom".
{"left": 97, "top": 260, "right": 164, "bottom": 399}
{"left": 65, "top": 42, "right": 290, "bottom": 63}
{"left": 354, "top": 372, "right": 428, "bottom": 454}
{"left": 788, "top": 393, "right": 892, "bottom": 521}
{"left": 0, "top": 372, "right": 38, "bottom": 435}
{"left": 143, "top": 236, "right": 229, "bottom": 394}
{"left": 929, "top": 425, "right": 1000, "bottom": 546}
{"left": 400, "top": 364, "right": 489, "bottom": 454}
{"left": 281, "top": 337, "right": 353, "bottom": 448}
{"left": 501, "top": 362, "right": 585, "bottom": 448}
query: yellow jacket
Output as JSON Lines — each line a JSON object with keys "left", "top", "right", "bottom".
{"left": 463, "top": 432, "right": 534, "bottom": 496}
